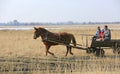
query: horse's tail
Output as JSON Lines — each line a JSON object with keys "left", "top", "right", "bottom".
{"left": 71, "top": 34, "right": 76, "bottom": 46}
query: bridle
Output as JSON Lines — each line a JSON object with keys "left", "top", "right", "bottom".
{"left": 35, "top": 29, "right": 49, "bottom": 41}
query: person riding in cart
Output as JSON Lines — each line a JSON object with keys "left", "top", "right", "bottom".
{"left": 96, "top": 29, "right": 104, "bottom": 41}
{"left": 102, "top": 25, "right": 111, "bottom": 41}
{"left": 93, "top": 26, "right": 101, "bottom": 41}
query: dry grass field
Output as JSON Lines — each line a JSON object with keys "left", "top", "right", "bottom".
{"left": 0, "top": 24, "right": 120, "bottom": 74}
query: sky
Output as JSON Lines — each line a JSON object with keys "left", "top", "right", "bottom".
{"left": 0, "top": 0, "right": 120, "bottom": 23}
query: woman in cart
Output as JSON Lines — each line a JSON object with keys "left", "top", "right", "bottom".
{"left": 93, "top": 26, "right": 101, "bottom": 41}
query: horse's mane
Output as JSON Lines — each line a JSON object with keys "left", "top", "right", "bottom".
{"left": 38, "top": 27, "right": 49, "bottom": 33}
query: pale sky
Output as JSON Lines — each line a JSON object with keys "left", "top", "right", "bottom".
{"left": 0, "top": 0, "right": 120, "bottom": 23}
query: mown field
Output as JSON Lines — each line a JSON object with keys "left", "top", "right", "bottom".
{"left": 0, "top": 24, "right": 120, "bottom": 74}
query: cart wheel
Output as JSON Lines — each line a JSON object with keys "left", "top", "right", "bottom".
{"left": 113, "top": 50, "right": 116, "bottom": 54}
{"left": 113, "top": 47, "right": 117, "bottom": 54}
{"left": 100, "top": 49, "right": 105, "bottom": 57}
{"left": 117, "top": 47, "right": 120, "bottom": 54}
{"left": 92, "top": 47, "right": 97, "bottom": 53}
{"left": 113, "top": 47, "right": 120, "bottom": 54}
{"left": 95, "top": 48, "right": 105, "bottom": 57}
{"left": 113, "top": 50, "right": 118, "bottom": 54}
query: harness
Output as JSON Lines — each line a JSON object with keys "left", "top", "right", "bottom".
{"left": 41, "top": 32, "right": 48, "bottom": 42}
{"left": 42, "top": 32, "right": 61, "bottom": 43}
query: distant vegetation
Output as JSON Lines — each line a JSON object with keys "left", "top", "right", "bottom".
{"left": 0, "top": 20, "right": 120, "bottom": 26}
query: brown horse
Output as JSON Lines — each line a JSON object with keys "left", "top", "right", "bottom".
{"left": 33, "top": 27, "right": 76, "bottom": 56}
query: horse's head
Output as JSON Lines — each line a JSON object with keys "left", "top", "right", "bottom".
{"left": 33, "top": 27, "right": 41, "bottom": 39}
{"left": 33, "top": 27, "right": 47, "bottom": 39}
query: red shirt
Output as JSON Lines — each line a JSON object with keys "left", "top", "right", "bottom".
{"left": 99, "top": 31, "right": 104, "bottom": 39}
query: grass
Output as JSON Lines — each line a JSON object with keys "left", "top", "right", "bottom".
{"left": 0, "top": 24, "right": 120, "bottom": 74}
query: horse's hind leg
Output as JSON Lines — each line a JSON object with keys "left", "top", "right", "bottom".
{"left": 45, "top": 45, "right": 54, "bottom": 56}
{"left": 65, "top": 46, "right": 69, "bottom": 56}
{"left": 69, "top": 47, "right": 73, "bottom": 55}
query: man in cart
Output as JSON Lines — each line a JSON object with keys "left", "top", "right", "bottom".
{"left": 102, "top": 25, "right": 111, "bottom": 41}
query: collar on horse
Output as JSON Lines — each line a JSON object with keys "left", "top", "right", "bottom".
{"left": 41, "top": 32, "right": 49, "bottom": 42}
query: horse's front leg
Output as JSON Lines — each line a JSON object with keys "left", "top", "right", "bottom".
{"left": 45, "top": 45, "right": 54, "bottom": 56}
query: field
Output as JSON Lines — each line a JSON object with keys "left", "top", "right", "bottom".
{"left": 0, "top": 24, "right": 120, "bottom": 74}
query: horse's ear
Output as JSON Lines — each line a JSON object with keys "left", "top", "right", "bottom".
{"left": 34, "top": 27, "right": 37, "bottom": 30}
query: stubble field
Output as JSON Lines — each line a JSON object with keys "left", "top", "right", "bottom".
{"left": 0, "top": 24, "right": 120, "bottom": 74}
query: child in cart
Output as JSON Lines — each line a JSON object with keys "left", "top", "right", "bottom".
{"left": 96, "top": 29, "right": 104, "bottom": 41}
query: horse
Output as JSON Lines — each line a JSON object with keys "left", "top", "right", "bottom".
{"left": 33, "top": 27, "right": 76, "bottom": 56}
